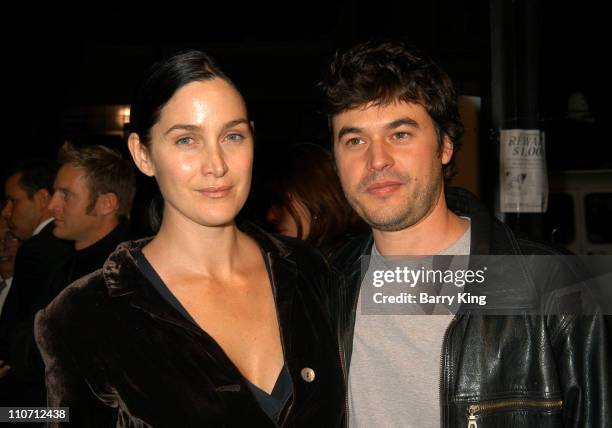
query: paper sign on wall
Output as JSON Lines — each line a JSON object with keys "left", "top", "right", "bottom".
{"left": 499, "top": 129, "right": 548, "bottom": 213}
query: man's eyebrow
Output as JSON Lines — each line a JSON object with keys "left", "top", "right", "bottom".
{"left": 386, "top": 118, "right": 420, "bottom": 129}
{"left": 54, "top": 187, "right": 71, "bottom": 194}
{"left": 337, "top": 126, "right": 363, "bottom": 140}
{"left": 337, "top": 118, "right": 420, "bottom": 140}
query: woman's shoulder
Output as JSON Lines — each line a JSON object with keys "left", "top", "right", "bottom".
{"left": 36, "top": 269, "right": 111, "bottom": 331}
{"left": 36, "top": 238, "right": 151, "bottom": 332}
{"left": 33, "top": 268, "right": 115, "bottom": 362}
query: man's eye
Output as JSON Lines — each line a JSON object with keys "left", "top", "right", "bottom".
{"left": 345, "top": 138, "right": 363, "bottom": 146}
{"left": 176, "top": 136, "right": 194, "bottom": 146}
{"left": 393, "top": 132, "right": 411, "bottom": 140}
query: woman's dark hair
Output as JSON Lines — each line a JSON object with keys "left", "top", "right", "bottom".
{"left": 320, "top": 41, "right": 464, "bottom": 180}
{"left": 268, "top": 143, "right": 366, "bottom": 255}
{"left": 129, "top": 50, "right": 234, "bottom": 146}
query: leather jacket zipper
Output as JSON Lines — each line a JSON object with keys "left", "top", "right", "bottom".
{"left": 466, "top": 399, "right": 563, "bottom": 427}
{"left": 338, "top": 332, "right": 349, "bottom": 428}
{"left": 439, "top": 315, "right": 458, "bottom": 427}
{"left": 342, "top": 268, "right": 362, "bottom": 428}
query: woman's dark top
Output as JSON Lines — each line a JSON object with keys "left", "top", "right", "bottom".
{"left": 33, "top": 223, "right": 345, "bottom": 427}
{"left": 133, "top": 250, "right": 293, "bottom": 422}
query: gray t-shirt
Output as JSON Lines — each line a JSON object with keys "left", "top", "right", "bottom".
{"left": 348, "top": 224, "right": 471, "bottom": 427}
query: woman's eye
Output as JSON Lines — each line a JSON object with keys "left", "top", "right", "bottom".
{"left": 176, "top": 136, "right": 194, "bottom": 146}
{"left": 225, "top": 133, "right": 244, "bottom": 143}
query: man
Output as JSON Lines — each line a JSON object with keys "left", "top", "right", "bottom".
{"left": 0, "top": 159, "right": 73, "bottom": 333}
{"left": 322, "top": 41, "right": 609, "bottom": 427}
{"left": 0, "top": 214, "right": 18, "bottom": 382}
{"left": 47, "top": 142, "right": 136, "bottom": 296}
{"left": 0, "top": 159, "right": 72, "bottom": 404}
{"left": 0, "top": 214, "right": 19, "bottom": 318}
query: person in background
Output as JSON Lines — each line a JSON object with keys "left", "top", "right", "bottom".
{"left": 46, "top": 142, "right": 135, "bottom": 299}
{"left": 35, "top": 50, "right": 345, "bottom": 427}
{"left": 0, "top": 159, "right": 72, "bottom": 406}
{"left": 265, "top": 143, "right": 366, "bottom": 256}
{"left": 0, "top": 213, "right": 19, "bottom": 381}
{"left": 0, "top": 142, "right": 137, "bottom": 411}
{"left": 0, "top": 212, "right": 19, "bottom": 329}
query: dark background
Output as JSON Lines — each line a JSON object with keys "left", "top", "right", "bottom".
{"left": 2, "top": 0, "right": 608, "bottom": 207}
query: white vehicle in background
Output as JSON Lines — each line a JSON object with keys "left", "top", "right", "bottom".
{"left": 545, "top": 170, "right": 612, "bottom": 255}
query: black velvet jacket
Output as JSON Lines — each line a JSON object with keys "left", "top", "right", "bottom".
{"left": 34, "top": 224, "right": 345, "bottom": 427}
{"left": 330, "top": 188, "right": 610, "bottom": 427}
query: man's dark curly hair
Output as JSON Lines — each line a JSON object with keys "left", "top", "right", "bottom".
{"left": 320, "top": 41, "right": 464, "bottom": 180}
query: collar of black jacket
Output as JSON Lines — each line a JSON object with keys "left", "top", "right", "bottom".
{"left": 102, "top": 221, "right": 294, "bottom": 298}
{"left": 330, "top": 187, "right": 524, "bottom": 275}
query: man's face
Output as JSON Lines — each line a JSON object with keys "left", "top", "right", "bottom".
{"left": 0, "top": 214, "right": 19, "bottom": 277}
{"left": 2, "top": 173, "right": 43, "bottom": 240}
{"left": 48, "top": 164, "right": 100, "bottom": 246}
{"left": 332, "top": 100, "right": 452, "bottom": 231}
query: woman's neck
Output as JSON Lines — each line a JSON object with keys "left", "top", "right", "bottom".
{"left": 143, "top": 211, "right": 249, "bottom": 278}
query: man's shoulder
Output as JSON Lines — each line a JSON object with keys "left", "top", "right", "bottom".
{"left": 513, "top": 231, "right": 572, "bottom": 256}
{"left": 19, "top": 222, "right": 72, "bottom": 259}
{"left": 487, "top": 216, "right": 573, "bottom": 256}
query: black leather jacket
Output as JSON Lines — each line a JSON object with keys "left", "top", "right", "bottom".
{"left": 35, "top": 223, "right": 345, "bottom": 427}
{"left": 330, "top": 188, "right": 610, "bottom": 427}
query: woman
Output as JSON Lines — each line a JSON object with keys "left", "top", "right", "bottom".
{"left": 34, "top": 51, "right": 345, "bottom": 427}
{"left": 265, "top": 143, "right": 366, "bottom": 256}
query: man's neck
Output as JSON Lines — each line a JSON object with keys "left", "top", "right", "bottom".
{"left": 372, "top": 190, "right": 469, "bottom": 256}
{"left": 75, "top": 218, "right": 120, "bottom": 251}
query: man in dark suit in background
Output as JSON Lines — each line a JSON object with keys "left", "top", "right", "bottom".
{"left": 0, "top": 159, "right": 72, "bottom": 406}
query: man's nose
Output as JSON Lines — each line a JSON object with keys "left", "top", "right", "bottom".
{"left": 1, "top": 202, "right": 12, "bottom": 220}
{"left": 366, "top": 139, "right": 394, "bottom": 172}
{"left": 47, "top": 192, "right": 60, "bottom": 212}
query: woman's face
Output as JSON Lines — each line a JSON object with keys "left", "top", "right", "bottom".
{"left": 130, "top": 79, "right": 254, "bottom": 228}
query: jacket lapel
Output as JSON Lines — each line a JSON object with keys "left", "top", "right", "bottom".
{"left": 103, "top": 238, "right": 203, "bottom": 335}
{"left": 103, "top": 223, "right": 300, "bottom": 349}
{"left": 129, "top": 277, "right": 204, "bottom": 336}
{"left": 264, "top": 250, "right": 297, "bottom": 357}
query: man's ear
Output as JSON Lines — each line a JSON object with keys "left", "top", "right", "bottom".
{"left": 128, "top": 133, "right": 155, "bottom": 177}
{"left": 33, "top": 189, "right": 51, "bottom": 211}
{"left": 440, "top": 135, "right": 454, "bottom": 165}
{"left": 95, "top": 192, "right": 119, "bottom": 216}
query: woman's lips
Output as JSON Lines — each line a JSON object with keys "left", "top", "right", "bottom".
{"left": 199, "top": 185, "right": 232, "bottom": 198}
{"left": 366, "top": 181, "right": 402, "bottom": 196}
